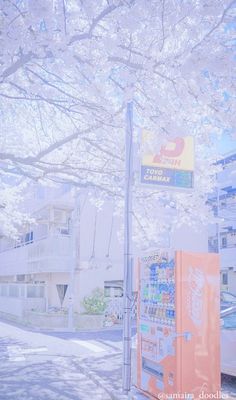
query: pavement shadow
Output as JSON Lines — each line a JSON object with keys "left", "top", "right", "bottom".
{"left": 77, "top": 352, "right": 123, "bottom": 393}
{"left": 0, "top": 337, "right": 111, "bottom": 400}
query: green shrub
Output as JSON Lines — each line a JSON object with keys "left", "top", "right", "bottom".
{"left": 82, "top": 287, "right": 107, "bottom": 314}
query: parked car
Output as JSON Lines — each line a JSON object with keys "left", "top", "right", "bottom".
{"left": 221, "top": 306, "right": 236, "bottom": 377}
{"left": 221, "top": 291, "right": 236, "bottom": 310}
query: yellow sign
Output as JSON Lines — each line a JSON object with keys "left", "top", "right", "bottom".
{"left": 141, "top": 132, "right": 194, "bottom": 189}
{"left": 142, "top": 133, "right": 194, "bottom": 171}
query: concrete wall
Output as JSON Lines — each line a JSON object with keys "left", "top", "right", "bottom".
{"left": 0, "top": 246, "right": 28, "bottom": 276}
{"left": 220, "top": 248, "right": 236, "bottom": 269}
{"left": 0, "top": 308, "right": 105, "bottom": 330}
{"left": 33, "top": 272, "right": 74, "bottom": 311}
{"left": 0, "top": 297, "right": 46, "bottom": 317}
{"left": 48, "top": 272, "right": 73, "bottom": 310}
{"left": 0, "top": 235, "right": 73, "bottom": 276}
{"left": 79, "top": 196, "right": 123, "bottom": 266}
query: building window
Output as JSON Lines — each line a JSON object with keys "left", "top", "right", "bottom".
{"left": 104, "top": 280, "right": 123, "bottom": 298}
{"left": 0, "top": 285, "right": 7, "bottom": 296}
{"left": 58, "top": 227, "right": 70, "bottom": 235}
{"left": 25, "top": 231, "right": 33, "bottom": 244}
{"left": 221, "top": 237, "right": 227, "bottom": 248}
{"left": 27, "top": 285, "right": 44, "bottom": 298}
{"left": 104, "top": 287, "right": 111, "bottom": 297}
{"left": 222, "top": 272, "right": 228, "bottom": 286}
{"left": 9, "top": 285, "right": 19, "bottom": 297}
{"left": 16, "top": 275, "right": 25, "bottom": 282}
{"left": 113, "top": 287, "right": 123, "bottom": 297}
{"left": 208, "top": 238, "right": 218, "bottom": 253}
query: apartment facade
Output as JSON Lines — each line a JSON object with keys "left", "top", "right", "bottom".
{"left": 208, "top": 152, "right": 236, "bottom": 294}
{"left": 0, "top": 183, "right": 125, "bottom": 323}
{"left": 0, "top": 178, "right": 210, "bottom": 326}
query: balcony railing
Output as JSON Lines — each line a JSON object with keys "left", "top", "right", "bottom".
{"left": 208, "top": 239, "right": 236, "bottom": 253}
{"left": 0, "top": 235, "right": 73, "bottom": 276}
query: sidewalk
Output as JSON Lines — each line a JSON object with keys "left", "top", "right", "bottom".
{"left": 78, "top": 348, "right": 143, "bottom": 400}
{"left": 1, "top": 318, "right": 235, "bottom": 400}
{"left": 80, "top": 350, "right": 236, "bottom": 400}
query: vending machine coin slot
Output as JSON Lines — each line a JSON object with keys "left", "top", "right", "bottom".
{"left": 142, "top": 357, "right": 164, "bottom": 380}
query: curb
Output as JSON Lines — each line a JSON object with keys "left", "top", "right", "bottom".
{"left": 37, "top": 322, "right": 137, "bottom": 334}
{"left": 73, "top": 357, "right": 128, "bottom": 400}
{"left": 72, "top": 354, "right": 147, "bottom": 400}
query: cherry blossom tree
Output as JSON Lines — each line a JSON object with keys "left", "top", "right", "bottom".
{"left": 0, "top": 0, "right": 235, "bottom": 239}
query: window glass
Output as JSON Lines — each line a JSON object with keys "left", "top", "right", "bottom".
{"left": 222, "top": 312, "right": 236, "bottom": 329}
{"left": 222, "top": 273, "right": 228, "bottom": 285}
{"left": 0, "top": 285, "right": 7, "bottom": 296}
{"left": 104, "top": 287, "right": 111, "bottom": 297}
{"left": 25, "top": 231, "right": 33, "bottom": 244}
{"left": 114, "top": 287, "right": 123, "bottom": 297}
{"left": 9, "top": 285, "right": 19, "bottom": 297}
{"left": 27, "top": 285, "right": 44, "bottom": 298}
{"left": 222, "top": 237, "right": 227, "bottom": 248}
{"left": 20, "top": 285, "right": 25, "bottom": 297}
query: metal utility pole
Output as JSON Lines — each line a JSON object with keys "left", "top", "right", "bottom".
{"left": 216, "top": 176, "right": 221, "bottom": 254}
{"left": 122, "top": 101, "right": 134, "bottom": 394}
{"left": 68, "top": 190, "right": 80, "bottom": 331}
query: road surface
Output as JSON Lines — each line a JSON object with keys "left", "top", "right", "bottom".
{"left": 0, "top": 320, "right": 235, "bottom": 399}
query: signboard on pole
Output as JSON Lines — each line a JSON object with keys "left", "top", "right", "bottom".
{"left": 140, "top": 133, "right": 194, "bottom": 189}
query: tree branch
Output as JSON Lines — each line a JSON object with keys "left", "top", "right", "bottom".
{"left": 1, "top": 52, "right": 33, "bottom": 80}
{"left": 68, "top": 3, "right": 121, "bottom": 45}
{"left": 191, "top": 0, "right": 236, "bottom": 53}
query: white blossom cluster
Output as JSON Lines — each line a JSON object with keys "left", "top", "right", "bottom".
{"left": 0, "top": 0, "right": 235, "bottom": 239}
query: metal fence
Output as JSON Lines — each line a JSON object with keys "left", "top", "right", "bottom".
{"left": 105, "top": 292, "right": 137, "bottom": 321}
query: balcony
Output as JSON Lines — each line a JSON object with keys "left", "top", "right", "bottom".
{"left": 0, "top": 235, "right": 73, "bottom": 276}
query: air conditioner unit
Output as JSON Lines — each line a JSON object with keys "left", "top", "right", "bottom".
{"left": 15, "top": 274, "right": 26, "bottom": 282}
{"left": 59, "top": 227, "right": 70, "bottom": 235}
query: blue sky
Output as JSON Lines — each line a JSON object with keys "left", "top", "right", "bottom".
{"left": 216, "top": 133, "right": 236, "bottom": 155}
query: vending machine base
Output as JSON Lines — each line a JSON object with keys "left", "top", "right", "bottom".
{"left": 129, "top": 386, "right": 150, "bottom": 400}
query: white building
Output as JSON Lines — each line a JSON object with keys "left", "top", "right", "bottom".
{"left": 208, "top": 152, "right": 236, "bottom": 294}
{"left": 0, "top": 183, "right": 125, "bottom": 325}
{"left": 0, "top": 179, "right": 210, "bottom": 327}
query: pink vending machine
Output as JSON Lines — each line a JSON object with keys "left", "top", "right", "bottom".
{"left": 137, "top": 251, "right": 220, "bottom": 399}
